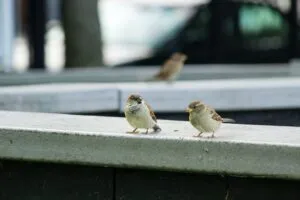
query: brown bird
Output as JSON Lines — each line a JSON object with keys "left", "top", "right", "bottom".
{"left": 186, "top": 101, "right": 235, "bottom": 138}
{"left": 148, "top": 52, "right": 187, "bottom": 83}
{"left": 124, "top": 94, "right": 161, "bottom": 134}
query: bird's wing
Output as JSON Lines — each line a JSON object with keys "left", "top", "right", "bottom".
{"left": 208, "top": 106, "right": 223, "bottom": 122}
{"left": 208, "top": 105, "right": 235, "bottom": 123}
{"left": 145, "top": 102, "right": 157, "bottom": 122}
{"left": 154, "top": 60, "right": 174, "bottom": 79}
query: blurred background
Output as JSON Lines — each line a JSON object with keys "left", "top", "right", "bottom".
{"left": 1, "top": 2, "right": 300, "bottom": 199}
{"left": 1, "top": 0, "right": 300, "bottom": 126}
{"left": 0, "top": 0, "right": 298, "bottom": 72}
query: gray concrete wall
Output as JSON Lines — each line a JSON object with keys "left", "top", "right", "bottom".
{"left": 1, "top": 77, "right": 300, "bottom": 114}
{"left": 0, "top": 111, "right": 299, "bottom": 180}
{"left": 0, "top": 110, "right": 300, "bottom": 199}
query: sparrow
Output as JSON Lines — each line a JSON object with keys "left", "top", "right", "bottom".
{"left": 148, "top": 52, "right": 187, "bottom": 83}
{"left": 124, "top": 94, "right": 161, "bottom": 134}
{"left": 186, "top": 101, "right": 235, "bottom": 138}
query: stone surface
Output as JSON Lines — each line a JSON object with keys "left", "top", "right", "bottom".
{"left": 0, "top": 83, "right": 118, "bottom": 113}
{"left": 0, "top": 111, "right": 300, "bottom": 180}
{"left": 0, "top": 160, "right": 113, "bottom": 200}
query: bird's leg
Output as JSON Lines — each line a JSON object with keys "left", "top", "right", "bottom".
{"left": 210, "top": 132, "right": 215, "bottom": 138}
{"left": 126, "top": 128, "right": 139, "bottom": 134}
{"left": 145, "top": 129, "right": 149, "bottom": 134}
{"left": 193, "top": 132, "right": 203, "bottom": 137}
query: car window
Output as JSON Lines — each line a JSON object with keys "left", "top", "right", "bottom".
{"left": 212, "top": 1, "right": 291, "bottom": 63}
{"left": 99, "top": 0, "right": 206, "bottom": 66}
{"left": 239, "top": 4, "right": 289, "bottom": 50}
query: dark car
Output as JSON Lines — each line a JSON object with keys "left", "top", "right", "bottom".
{"left": 110, "top": 0, "right": 294, "bottom": 66}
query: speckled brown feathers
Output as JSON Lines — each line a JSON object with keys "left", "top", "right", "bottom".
{"left": 128, "top": 94, "right": 157, "bottom": 122}
{"left": 189, "top": 101, "right": 224, "bottom": 122}
{"left": 207, "top": 105, "right": 235, "bottom": 123}
{"left": 188, "top": 101, "right": 202, "bottom": 110}
{"left": 145, "top": 103, "right": 157, "bottom": 122}
{"left": 152, "top": 52, "right": 187, "bottom": 81}
{"left": 186, "top": 100, "right": 235, "bottom": 137}
{"left": 209, "top": 107, "right": 223, "bottom": 122}
{"left": 128, "top": 94, "right": 142, "bottom": 103}
{"left": 125, "top": 94, "right": 161, "bottom": 134}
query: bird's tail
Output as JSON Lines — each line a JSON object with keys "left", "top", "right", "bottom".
{"left": 153, "top": 124, "right": 162, "bottom": 132}
{"left": 223, "top": 118, "right": 235, "bottom": 123}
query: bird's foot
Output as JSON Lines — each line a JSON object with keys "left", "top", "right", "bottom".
{"left": 126, "top": 131, "right": 139, "bottom": 134}
{"left": 126, "top": 128, "right": 139, "bottom": 134}
{"left": 193, "top": 132, "right": 203, "bottom": 137}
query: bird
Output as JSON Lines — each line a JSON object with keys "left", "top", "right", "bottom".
{"left": 124, "top": 94, "right": 161, "bottom": 134}
{"left": 186, "top": 101, "right": 235, "bottom": 138}
{"left": 147, "top": 52, "right": 187, "bottom": 83}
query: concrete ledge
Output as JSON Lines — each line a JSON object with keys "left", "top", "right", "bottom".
{"left": 1, "top": 77, "right": 300, "bottom": 113}
{"left": 0, "top": 63, "right": 296, "bottom": 86}
{"left": 0, "top": 111, "right": 300, "bottom": 180}
{"left": 120, "top": 77, "right": 300, "bottom": 111}
{"left": 0, "top": 83, "right": 118, "bottom": 113}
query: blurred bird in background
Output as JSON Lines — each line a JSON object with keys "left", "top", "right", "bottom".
{"left": 147, "top": 52, "right": 187, "bottom": 83}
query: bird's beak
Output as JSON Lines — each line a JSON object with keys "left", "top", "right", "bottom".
{"left": 185, "top": 108, "right": 192, "bottom": 113}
